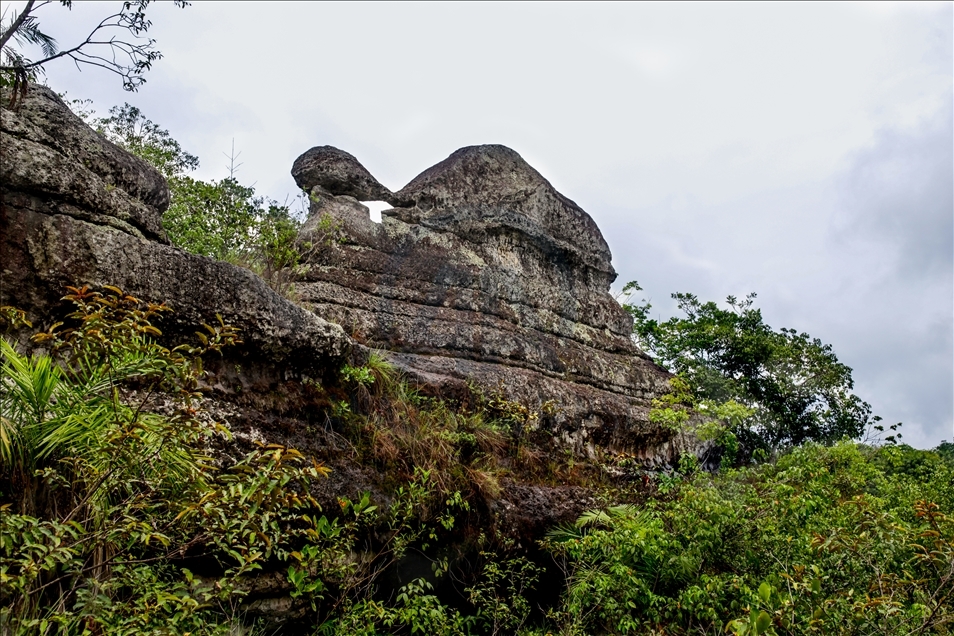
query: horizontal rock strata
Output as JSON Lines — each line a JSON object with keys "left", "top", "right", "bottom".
{"left": 1, "top": 86, "right": 349, "bottom": 376}
{"left": 292, "top": 145, "right": 690, "bottom": 460}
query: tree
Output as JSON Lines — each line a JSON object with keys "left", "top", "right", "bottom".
{"left": 623, "top": 283, "right": 877, "bottom": 454}
{"left": 0, "top": 0, "right": 188, "bottom": 106}
{"left": 85, "top": 102, "right": 314, "bottom": 296}
{"left": 94, "top": 102, "right": 198, "bottom": 178}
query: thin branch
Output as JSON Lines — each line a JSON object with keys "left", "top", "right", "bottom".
{"left": 1, "top": 2, "right": 187, "bottom": 92}
{"left": 0, "top": 0, "right": 38, "bottom": 51}
{"left": 8, "top": 11, "right": 131, "bottom": 70}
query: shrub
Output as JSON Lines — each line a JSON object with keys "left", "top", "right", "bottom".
{"left": 1, "top": 287, "right": 535, "bottom": 634}
{"left": 543, "top": 441, "right": 953, "bottom": 635}
{"left": 70, "top": 101, "right": 316, "bottom": 298}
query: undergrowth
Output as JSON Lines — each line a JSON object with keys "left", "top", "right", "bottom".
{"left": 0, "top": 287, "right": 544, "bottom": 635}
{"left": 2, "top": 287, "right": 950, "bottom": 635}
{"left": 331, "top": 355, "right": 595, "bottom": 505}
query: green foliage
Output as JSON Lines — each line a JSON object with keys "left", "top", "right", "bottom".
{"left": 465, "top": 545, "right": 542, "bottom": 635}
{"left": 0, "top": 306, "right": 32, "bottom": 332}
{"left": 81, "top": 102, "right": 314, "bottom": 297}
{"left": 543, "top": 441, "right": 954, "bottom": 635}
{"left": 935, "top": 440, "right": 954, "bottom": 464}
{"left": 341, "top": 363, "right": 376, "bottom": 388}
{"left": 94, "top": 103, "right": 199, "bottom": 178}
{"left": 0, "top": 286, "right": 246, "bottom": 633}
{"left": 2, "top": 288, "right": 549, "bottom": 634}
{"left": 623, "top": 284, "right": 876, "bottom": 454}
{"left": 322, "top": 577, "right": 473, "bottom": 636}
{"left": 646, "top": 375, "right": 750, "bottom": 472}
{"left": 163, "top": 174, "right": 262, "bottom": 260}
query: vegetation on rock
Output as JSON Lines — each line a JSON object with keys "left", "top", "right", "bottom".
{"left": 2, "top": 72, "right": 948, "bottom": 635}
{"left": 2, "top": 286, "right": 951, "bottom": 635}
{"left": 70, "top": 101, "right": 317, "bottom": 297}
{"left": 0, "top": 287, "right": 551, "bottom": 634}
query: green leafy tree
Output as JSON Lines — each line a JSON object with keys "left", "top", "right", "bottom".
{"left": 85, "top": 103, "right": 311, "bottom": 295}
{"left": 94, "top": 103, "right": 199, "bottom": 178}
{"left": 623, "top": 284, "right": 876, "bottom": 454}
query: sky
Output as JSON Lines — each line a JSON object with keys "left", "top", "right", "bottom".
{"left": 11, "top": 2, "right": 953, "bottom": 448}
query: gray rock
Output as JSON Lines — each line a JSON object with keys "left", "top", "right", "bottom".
{"left": 1, "top": 83, "right": 350, "bottom": 377}
{"left": 1, "top": 85, "right": 168, "bottom": 241}
{"left": 292, "top": 145, "right": 393, "bottom": 202}
{"left": 292, "top": 144, "right": 693, "bottom": 460}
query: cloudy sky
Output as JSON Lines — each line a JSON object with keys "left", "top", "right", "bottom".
{"left": 18, "top": 2, "right": 953, "bottom": 448}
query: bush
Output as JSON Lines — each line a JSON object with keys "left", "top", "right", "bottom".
{"left": 0, "top": 287, "right": 542, "bottom": 635}
{"left": 543, "top": 441, "right": 953, "bottom": 635}
{"left": 70, "top": 101, "right": 315, "bottom": 297}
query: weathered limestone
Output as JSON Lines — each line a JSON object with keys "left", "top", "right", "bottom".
{"left": 292, "top": 144, "right": 689, "bottom": 460}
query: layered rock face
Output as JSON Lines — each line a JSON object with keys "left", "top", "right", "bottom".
{"left": 292, "top": 145, "right": 686, "bottom": 459}
{"left": 0, "top": 84, "right": 692, "bottom": 463}
{"left": 0, "top": 86, "right": 349, "bottom": 375}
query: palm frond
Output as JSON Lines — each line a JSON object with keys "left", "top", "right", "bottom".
{"left": 10, "top": 16, "right": 58, "bottom": 59}
{"left": 0, "top": 338, "right": 62, "bottom": 469}
{"left": 546, "top": 521, "right": 585, "bottom": 543}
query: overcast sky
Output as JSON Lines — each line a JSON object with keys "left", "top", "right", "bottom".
{"left": 19, "top": 2, "right": 953, "bottom": 448}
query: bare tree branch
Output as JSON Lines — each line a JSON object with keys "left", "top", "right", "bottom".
{"left": 0, "top": 1, "right": 188, "bottom": 94}
{"left": 0, "top": 0, "right": 40, "bottom": 51}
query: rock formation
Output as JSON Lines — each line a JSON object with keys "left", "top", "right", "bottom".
{"left": 0, "top": 83, "right": 702, "bottom": 625}
{"left": 1, "top": 86, "right": 350, "bottom": 376}
{"left": 292, "top": 145, "right": 690, "bottom": 461}
{"left": 1, "top": 84, "right": 695, "bottom": 465}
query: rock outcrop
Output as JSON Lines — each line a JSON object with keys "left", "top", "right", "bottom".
{"left": 1, "top": 84, "right": 694, "bottom": 464}
{"left": 0, "top": 83, "right": 702, "bottom": 626}
{"left": 292, "top": 145, "right": 689, "bottom": 461}
{"left": 1, "top": 86, "right": 350, "bottom": 375}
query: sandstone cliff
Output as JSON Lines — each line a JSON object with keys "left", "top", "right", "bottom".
{"left": 0, "top": 83, "right": 705, "bottom": 625}
{"left": 1, "top": 85, "right": 700, "bottom": 471}
{"left": 292, "top": 145, "right": 688, "bottom": 461}
{"left": 0, "top": 86, "right": 350, "bottom": 377}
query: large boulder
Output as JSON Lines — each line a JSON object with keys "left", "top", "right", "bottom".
{"left": 1, "top": 85, "right": 350, "bottom": 376}
{"left": 292, "top": 144, "right": 691, "bottom": 461}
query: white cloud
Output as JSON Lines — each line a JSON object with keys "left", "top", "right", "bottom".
{"left": 23, "top": 1, "right": 952, "bottom": 447}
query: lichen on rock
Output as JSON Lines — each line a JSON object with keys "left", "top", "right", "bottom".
{"left": 291, "top": 143, "right": 692, "bottom": 462}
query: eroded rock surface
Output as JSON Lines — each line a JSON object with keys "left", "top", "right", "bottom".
{"left": 1, "top": 86, "right": 350, "bottom": 376}
{"left": 292, "top": 144, "right": 690, "bottom": 461}
{"left": 0, "top": 83, "right": 701, "bottom": 626}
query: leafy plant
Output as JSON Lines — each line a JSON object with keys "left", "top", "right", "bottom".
{"left": 0, "top": 285, "right": 244, "bottom": 633}
{"left": 542, "top": 441, "right": 954, "bottom": 635}
{"left": 74, "top": 102, "right": 314, "bottom": 298}
{"left": 622, "top": 283, "right": 877, "bottom": 456}
{"left": 2, "top": 288, "right": 516, "bottom": 633}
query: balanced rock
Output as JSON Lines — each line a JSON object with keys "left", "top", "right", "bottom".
{"left": 292, "top": 144, "right": 690, "bottom": 461}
